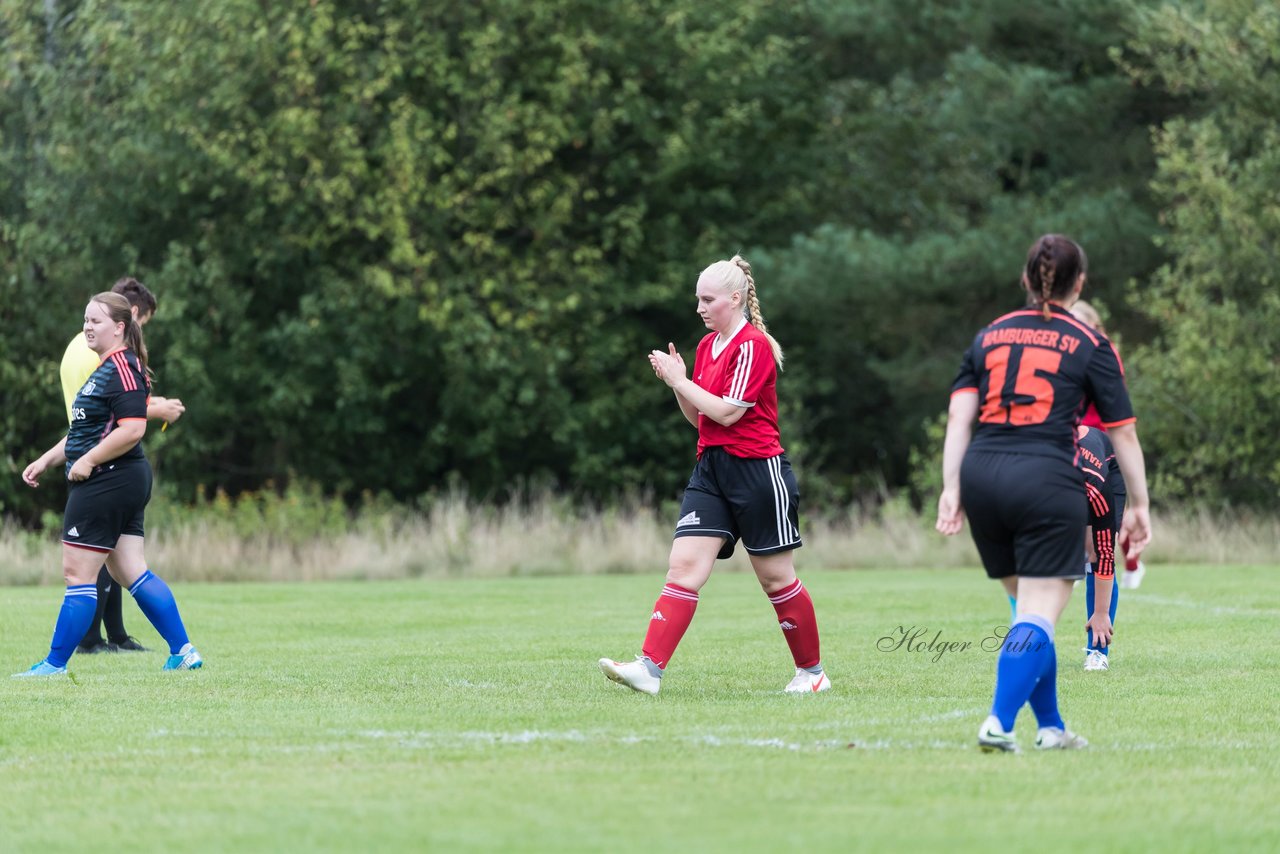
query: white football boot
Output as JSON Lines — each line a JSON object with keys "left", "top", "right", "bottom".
{"left": 1035, "top": 726, "right": 1089, "bottom": 750}
{"left": 599, "top": 656, "right": 661, "bottom": 695}
{"left": 784, "top": 668, "right": 831, "bottom": 694}
{"left": 977, "top": 715, "right": 1020, "bottom": 753}
{"left": 1119, "top": 560, "right": 1146, "bottom": 590}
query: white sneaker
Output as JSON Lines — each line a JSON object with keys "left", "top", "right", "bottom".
{"left": 598, "top": 656, "right": 661, "bottom": 695}
{"left": 1120, "top": 560, "right": 1146, "bottom": 589}
{"left": 784, "top": 669, "right": 831, "bottom": 694}
{"left": 1035, "top": 726, "right": 1089, "bottom": 750}
{"left": 977, "top": 715, "right": 1020, "bottom": 753}
{"left": 1083, "top": 649, "right": 1109, "bottom": 671}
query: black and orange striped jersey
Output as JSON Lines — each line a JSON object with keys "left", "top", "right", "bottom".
{"left": 65, "top": 348, "right": 150, "bottom": 474}
{"left": 950, "top": 304, "right": 1134, "bottom": 464}
{"left": 1078, "top": 425, "right": 1119, "bottom": 577}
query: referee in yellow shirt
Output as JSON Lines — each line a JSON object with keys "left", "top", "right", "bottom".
{"left": 61, "top": 278, "right": 186, "bottom": 653}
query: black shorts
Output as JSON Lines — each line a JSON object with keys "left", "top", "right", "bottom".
{"left": 961, "top": 450, "right": 1085, "bottom": 580}
{"left": 673, "top": 447, "right": 801, "bottom": 559}
{"left": 62, "top": 461, "right": 153, "bottom": 553}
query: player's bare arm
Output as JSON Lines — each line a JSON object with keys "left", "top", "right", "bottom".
{"left": 148, "top": 395, "right": 186, "bottom": 425}
{"left": 22, "top": 437, "right": 69, "bottom": 488}
{"left": 936, "top": 391, "right": 978, "bottom": 535}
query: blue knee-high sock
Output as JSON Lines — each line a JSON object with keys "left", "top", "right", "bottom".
{"left": 1085, "top": 573, "right": 1095, "bottom": 649}
{"left": 47, "top": 584, "right": 99, "bottom": 667}
{"left": 128, "top": 570, "right": 189, "bottom": 654}
{"left": 1027, "top": 641, "right": 1064, "bottom": 729}
{"left": 991, "top": 615, "right": 1055, "bottom": 732}
{"left": 1085, "top": 571, "right": 1121, "bottom": 652}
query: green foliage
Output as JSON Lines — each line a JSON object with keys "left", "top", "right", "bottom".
{"left": 1122, "top": 1, "right": 1280, "bottom": 503}
{"left": 146, "top": 480, "right": 356, "bottom": 546}
{"left": 3, "top": 0, "right": 1270, "bottom": 518}
{"left": 757, "top": 0, "right": 1165, "bottom": 503}
{"left": 0, "top": 0, "right": 833, "bottom": 519}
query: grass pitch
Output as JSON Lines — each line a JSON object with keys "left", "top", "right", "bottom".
{"left": 1, "top": 566, "right": 1277, "bottom": 852}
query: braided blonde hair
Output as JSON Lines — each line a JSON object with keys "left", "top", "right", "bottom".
{"left": 1070, "top": 299, "right": 1105, "bottom": 335}
{"left": 701, "top": 255, "right": 784, "bottom": 368}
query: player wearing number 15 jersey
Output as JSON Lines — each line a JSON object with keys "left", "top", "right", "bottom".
{"left": 935, "top": 234, "right": 1152, "bottom": 753}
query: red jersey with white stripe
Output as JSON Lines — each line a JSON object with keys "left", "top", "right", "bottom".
{"left": 692, "top": 322, "right": 783, "bottom": 459}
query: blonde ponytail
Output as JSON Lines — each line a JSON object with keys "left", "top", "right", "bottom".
{"left": 731, "top": 255, "right": 784, "bottom": 369}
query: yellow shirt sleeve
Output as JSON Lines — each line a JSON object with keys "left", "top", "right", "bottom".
{"left": 60, "top": 333, "right": 102, "bottom": 423}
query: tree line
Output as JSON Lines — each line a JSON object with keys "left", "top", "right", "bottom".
{"left": 2, "top": 0, "right": 1276, "bottom": 524}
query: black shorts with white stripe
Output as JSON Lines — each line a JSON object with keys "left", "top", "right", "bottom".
{"left": 673, "top": 447, "right": 801, "bottom": 559}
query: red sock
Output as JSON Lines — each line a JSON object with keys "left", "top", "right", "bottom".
{"left": 1119, "top": 534, "right": 1139, "bottom": 572}
{"left": 641, "top": 583, "right": 699, "bottom": 669}
{"left": 769, "top": 578, "right": 822, "bottom": 669}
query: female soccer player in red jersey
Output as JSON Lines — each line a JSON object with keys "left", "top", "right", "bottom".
{"left": 599, "top": 255, "right": 828, "bottom": 695}
{"left": 1072, "top": 300, "right": 1146, "bottom": 590}
{"left": 936, "top": 234, "right": 1151, "bottom": 751}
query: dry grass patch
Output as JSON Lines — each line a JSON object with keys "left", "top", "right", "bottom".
{"left": 1, "top": 497, "right": 1274, "bottom": 585}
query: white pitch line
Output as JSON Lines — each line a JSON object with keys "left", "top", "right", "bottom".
{"left": 348, "top": 709, "right": 990, "bottom": 752}
{"left": 1123, "top": 593, "right": 1280, "bottom": 617}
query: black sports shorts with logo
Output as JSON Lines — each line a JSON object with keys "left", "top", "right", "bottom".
{"left": 673, "top": 447, "right": 801, "bottom": 559}
{"left": 61, "top": 461, "right": 153, "bottom": 553}
{"left": 960, "top": 450, "right": 1086, "bottom": 580}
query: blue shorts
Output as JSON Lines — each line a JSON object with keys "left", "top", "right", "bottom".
{"left": 674, "top": 447, "right": 802, "bottom": 559}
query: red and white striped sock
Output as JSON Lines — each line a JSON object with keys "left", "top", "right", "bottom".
{"left": 640, "top": 583, "right": 699, "bottom": 669}
{"left": 768, "top": 578, "right": 822, "bottom": 670}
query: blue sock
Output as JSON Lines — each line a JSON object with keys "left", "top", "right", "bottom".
{"left": 1085, "top": 573, "right": 1096, "bottom": 650}
{"left": 1027, "top": 642, "right": 1064, "bottom": 729}
{"left": 128, "top": 570, "right": 190, "bottom": 654}
{"left": 1007, "top": 594, "right": 1017, "bottom": 625}
{"left": 47, "top": 584, "right": 99, "bottom": 667}
{"left": 991, "top": 616, "right": 1055, "bottom": 732}
{"left": 1085, "top": 572, "right": 1121, "bottom": 653}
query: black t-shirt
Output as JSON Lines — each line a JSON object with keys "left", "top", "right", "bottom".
{"left": 952, "top": 304, "right": 1134, "bottom": 464}
{"left": 65, "top": 348, "right": 149, "bottom": 474}
{"left": 1078, "top": 425, "right": 1123, "bottom": 576}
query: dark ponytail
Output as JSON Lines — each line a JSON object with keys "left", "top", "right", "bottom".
{"left": 1024, "top": 234, "right": 1087, "bottom": 321}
